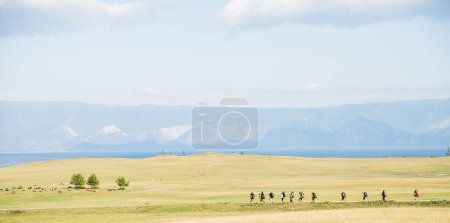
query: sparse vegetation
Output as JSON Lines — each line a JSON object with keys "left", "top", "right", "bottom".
{"left": 7, "top": 210, "right": 25, "bottom": 215}
{"left": 0, "top": 154, "right": 449, "bottom": 222}
{"left": 0, "top": 201, "right": 449, "bottom": 223}
{"left": 116, "top": 176, "right": 129, "bottom": 190}
{"left": 87, "top": 173, "right": 100, "bottom": 189}
{"left": 70, "top": 173, "right": 85, "bottom": 189}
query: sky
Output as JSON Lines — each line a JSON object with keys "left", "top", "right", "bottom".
{"left": 0, "top": 0, "right": 450, "bottom": 108}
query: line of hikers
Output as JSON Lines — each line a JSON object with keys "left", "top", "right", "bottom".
{"left": 249, "top": 189, "right": 420, "bottom": 203}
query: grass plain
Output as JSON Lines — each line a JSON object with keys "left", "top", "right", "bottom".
{"left": 0, "top": 153, "right": 449, "bottom": 222}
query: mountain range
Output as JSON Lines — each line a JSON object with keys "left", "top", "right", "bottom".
{"left": 0, "top": 99, "right": 449, "bottom": 152}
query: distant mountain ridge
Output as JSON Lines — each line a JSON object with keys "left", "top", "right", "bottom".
{"left": 0, "top": 99, "right": 449, "bottom": 152}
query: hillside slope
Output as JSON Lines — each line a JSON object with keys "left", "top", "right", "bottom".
{"left": 0, "top": 154, "right": 449, "bottom": 209}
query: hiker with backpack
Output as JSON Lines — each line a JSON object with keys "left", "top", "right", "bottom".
{"left": 298, "top": 191, "right": 305, "bottom": 202}
{"left": 362, "top": 191, "right": 368, "bottom": 201}
{"left": 269, "top": 192, "right": 274, "bottom": 203}
{"left": 281, "top": 191, "right": 286, "bottom": 202}
{"left": 341, "top": 192, "right": 347, "bottom": 202}
{"left": 290, "top": 191, "right": 295, "bottom": 202}
{"left": 259, "top": 191, "right": 265, "bottom": 203}
{"left": 312, "top": 192, "right": 317, "bottom": 202}
{"left": 382, "top": 190, "right": 387, "bottom": 201}
{"left": 414, "top": 188, "right": 420, "bottom": 201}
{"left": 250, "top": 192, "right": 255, "bottom": 203}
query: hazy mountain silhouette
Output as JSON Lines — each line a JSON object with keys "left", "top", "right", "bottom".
{"left": 0, "top": 99, "right": 449, "bottom": 152}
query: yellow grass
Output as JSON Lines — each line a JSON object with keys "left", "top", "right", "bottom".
{"left": 0, "top": 153, "right": 449, "bottom": 222}
{"left": 179, "top": 207, "right": 450, "bottom": 223}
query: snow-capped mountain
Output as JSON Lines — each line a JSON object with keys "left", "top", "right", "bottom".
{"left": 83, "top": 124, "right": 131, "bottom": 145}
{"left": 0, "top": 99, "right": 449, "bottom": 152}
{"left": 153, "top": 125, "right": 191, "bottom": 144}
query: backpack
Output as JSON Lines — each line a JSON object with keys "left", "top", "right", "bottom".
{"left": 281, "top": 192, "right": 285, "bottom": 198}
{"left": 269, "top": 192, "right": 274, "bottom": 198}
{"left": 363, "top": 192, "right": 368, "bottom": 197}
{"left": 261, "top": 192, "right": 265, "bottom": 199}
{"left": 342, "top": 192, "right": 346, "bottom": 198}
{"left": 300, "top": 192, "right": 304, "bottom": 197}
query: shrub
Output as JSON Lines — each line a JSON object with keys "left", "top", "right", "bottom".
{"left": 116, "top": 176, "right": 129, "bottom": 190}
{"left": 87, "top": 173, "right": 100, "bottom": 189}
{"left": 70, "top": 173, "right": 85, "bottom": 189}
{"left": 9, "top": 210, "right": 25, "bottom": 214}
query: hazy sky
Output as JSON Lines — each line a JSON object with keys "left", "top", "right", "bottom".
{"left": 1, "top": 0, "right": 450, "bottom": 107}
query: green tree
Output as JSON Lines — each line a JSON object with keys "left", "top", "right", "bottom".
{"left": 87, "top": 173, "right": 100, "bottom": 189}
{"left": 70, "top": 173, "right": 85, "bottom": 189}
{"left": 116, "top": 176, "right": 129, "bottom": 190}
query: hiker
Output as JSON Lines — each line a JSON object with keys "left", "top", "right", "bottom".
{"left": 362, "top": 191, "right": 368, "bottom": 201}
{"left": 312, "top": 192, "right": 317, "bottom": 202}
{"left": 298, "top": 191, "right": 305, "bottom": 202}
{"left": 382, "top": 190, "right": 387, "bottom": 201}
{"left": 281, "top": 191, "right": 286, "bottom": 202}
{"left": 290, "top": 191, "right": 295, "bottom": 202}
{"left": 259, "top": 191, "right": 265, "bottom": 203}
{"left": 250, "top": 192, "right": 255, "bottom": 203}
{"left": 269, "top": 192, "right": 274, "bottom": 203}
{"left": 414, "top": 188, "right": 420, "bottom": 201}
{"left": 341, "top": 192, "right": 347, "bottom": 202}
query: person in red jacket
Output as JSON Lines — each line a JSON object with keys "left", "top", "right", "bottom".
{"left": 414, "top": 188, "right": 420, "bottom": 201}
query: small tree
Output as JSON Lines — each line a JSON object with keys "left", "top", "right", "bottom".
{"left": 70, "top": 173, "right": 85, "bottom": 189}
{"left": 116, "top": 176, "right": 129, "bottom": 190}
{"left": 87, "top": 173, "right": 100, "bottom": 189}
{"left": 446, "top": 147, "right": 450, "bottom": 157}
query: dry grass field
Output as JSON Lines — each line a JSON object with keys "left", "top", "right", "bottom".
{"left": 180, "top": 207, "right": 450, "bottom": 223}
{"left": 0, "top": 153, "right": 449, "bottom": 222}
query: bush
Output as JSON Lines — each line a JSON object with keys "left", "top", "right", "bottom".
{"left": 87, "top": 173, "right": 100, "bottom": 189}
{"left": 116, "top": 176, "right": 129, "bottom": 190}
{"left": 70, "top": 173, "right": 85, "bottom": 189}
{"left": 9, "top": 210, "right": 25, "bottom": 214}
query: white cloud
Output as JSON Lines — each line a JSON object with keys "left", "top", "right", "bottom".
{"left": 142, "top": 87, "right": 176, "bottom": 97}
{"left": 222, "top": 0, "right": 450, "bottom": 26}
{"left": 20, "top": 0, "right": 137, "bottom": 17}
{"left": 0, "top": 0, "right": 154, "bottom": 36}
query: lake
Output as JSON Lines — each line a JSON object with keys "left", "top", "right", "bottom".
{"left": 0, "top": 148, "right": 447, "bottom": 168}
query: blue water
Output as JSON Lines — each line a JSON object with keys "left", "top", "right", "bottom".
{"left": 0, "top": 152, "right": 161, "bottom": 168}
{"left": 0, "top": 148, "right": 447, "bottom": 168}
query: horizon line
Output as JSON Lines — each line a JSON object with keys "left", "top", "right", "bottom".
{"left": 0, "top": 97, "right": 449, "bottom": 109}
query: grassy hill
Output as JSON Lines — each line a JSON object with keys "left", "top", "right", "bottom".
{"left": 0, "top": 153, "right": 449, "bottom": 222}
